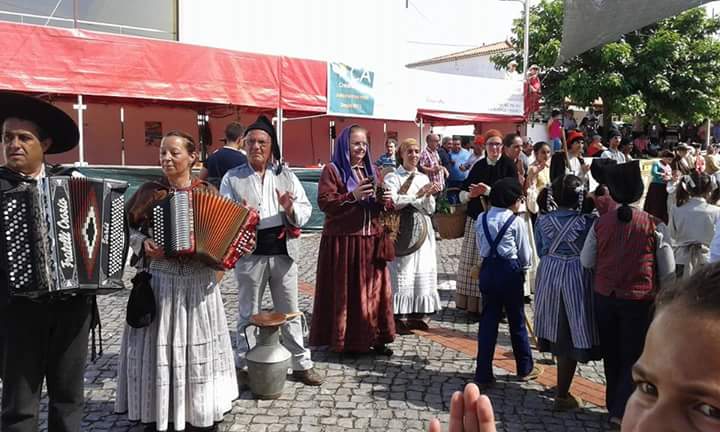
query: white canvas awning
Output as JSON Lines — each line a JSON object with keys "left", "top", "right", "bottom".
{"left": 556, "top": 0, "right": 714, "bottom": 65}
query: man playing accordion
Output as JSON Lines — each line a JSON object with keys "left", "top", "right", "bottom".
{"left": 0, "top": 92, "right": 91, "bottom": 432}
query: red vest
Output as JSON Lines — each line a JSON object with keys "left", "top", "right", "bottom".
{"left": 594, "top": 208, "right": 657, "bottom": 301}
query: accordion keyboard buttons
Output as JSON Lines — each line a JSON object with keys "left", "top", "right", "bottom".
{"left": 3, "top": 199, "right": 32, "bottom": 289}
{"left": 152, "top": 207, "right": 166, "bottom": 248}
{"left": 107, "top": 196, "right": 125, "bottom": 276}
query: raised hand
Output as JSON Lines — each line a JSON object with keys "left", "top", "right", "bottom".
{"left": 468, "top": 183, "right": 489, "bottom": 198}
{"left": 352, "top": 181, "right": 375, "bottom": 201}
{"left": 428, "top": 384, "right": 497, "bottom": 432}
{"left": 276, "top": 189, "right": 296, "bottom": 213}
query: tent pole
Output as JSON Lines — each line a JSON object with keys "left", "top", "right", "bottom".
{"left": 72, "top": 95, "right": 87, "bottom": 166}
{"left": 120, "top": 106, "right": 126, "bottom": 166}
{"left": 419, "top": 117, "right": 424, "bottom": 149}
{"left": 277, "top": 107, "right": 284, "bottom": 163}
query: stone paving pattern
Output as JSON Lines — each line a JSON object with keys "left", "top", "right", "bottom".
{"left": 0, "top": 234, "right": 616, "bottom": 431}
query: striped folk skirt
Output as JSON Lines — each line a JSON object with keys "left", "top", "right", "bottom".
{"left": 115, "top": 264, "right": 237, "bottom": 431}
{"left": 533, "top": 254, "right": 600, "bottom": 361}
{"left": 455, "top": 217, "right": 482, "bottom": 313}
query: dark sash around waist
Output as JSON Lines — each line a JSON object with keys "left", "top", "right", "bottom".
{"left": 253, "top": 226, "right": 288, "bottom": 256}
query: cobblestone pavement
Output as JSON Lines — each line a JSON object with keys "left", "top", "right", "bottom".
{"left": 0, "top": 233, "right": 615, "bottom": 431}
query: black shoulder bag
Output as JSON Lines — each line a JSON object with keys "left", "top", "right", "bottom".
{"left": 126, "top": 247, "right": 156, "bottom": 328}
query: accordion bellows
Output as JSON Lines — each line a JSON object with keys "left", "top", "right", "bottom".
{"left": 1, "top": 176, "right": 129, "bottom": 297}
{"left": 151, "top": 189, "right": 259, "bottom": 269}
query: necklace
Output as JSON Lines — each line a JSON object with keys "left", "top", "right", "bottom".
{"left": 168, "top": 177, "right": 192, "bottom": 190}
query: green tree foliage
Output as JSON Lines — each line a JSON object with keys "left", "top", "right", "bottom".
{"left": 493, "top": 0, "right": 720, "bottom": 127}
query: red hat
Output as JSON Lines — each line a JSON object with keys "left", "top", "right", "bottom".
{"left": 567, "top": 130, "right": 585, "bottom": 146}
{"left": 484, "top": 129, "right": 503, "bottom": 141}
{"left": 474, "top": 135, "right": 485, "bottom": 146}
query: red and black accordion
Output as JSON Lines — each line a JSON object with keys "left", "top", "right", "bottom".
{"left": 0, "top": 176, "right": 129, "bottom": 297}
{"left": 151, "top": 189, "right": 259, "bottom": 269}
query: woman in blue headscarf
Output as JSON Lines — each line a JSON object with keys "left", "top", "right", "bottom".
{"left": 309, "top": 125, "right": 397, "bottom": 355}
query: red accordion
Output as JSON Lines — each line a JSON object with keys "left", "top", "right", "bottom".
{"left": 151, "top": 189, "right": 259, "bottom": 269}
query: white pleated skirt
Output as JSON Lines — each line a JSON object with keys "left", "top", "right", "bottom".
{"left": 115, "top": 264, "right": 237, "bottom": 431}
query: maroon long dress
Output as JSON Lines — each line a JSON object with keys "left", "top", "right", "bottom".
{"left": 309, "top": 164, "right": 396, "bottom": 352}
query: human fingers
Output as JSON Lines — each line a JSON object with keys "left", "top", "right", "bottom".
{"left": 462, "top": 384, "right": 482, "bottom": 432}
{"left": 448, "top": 391, "right": 465, "bottom": 432}
{"left": 428, "top": 418, "right": 442, "bottom": 432}
{"left": 476, "top": 395, "right": 496, "bottom": 432}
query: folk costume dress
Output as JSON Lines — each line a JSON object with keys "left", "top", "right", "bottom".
{"left": 384, "top": 166, "right": 442, "bottom": 316}
{"left": 309, "top": 126, "right": 396, "bottom": 352}
{"left": 115, "top": 178, "right": 237, "bottom": 431}
{"left": 534, "top": 210, "right": 600, "bottom": 362}
{"left": 455, "top": 155, "right": 516, "bottom": 313}
{"left": 669, "top": 196, "right": 720, "bottom": 277}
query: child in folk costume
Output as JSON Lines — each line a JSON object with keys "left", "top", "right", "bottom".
{"left": 534, "top": 175, "right": 600, "bottom": 411}
{"left": 473, "top": 177, "right": 542, "bottom": 389}
{"left": 581, "top": 160, "right": 675, "bottom": 424}
{"left": 670, "top": 171, "right": 720, "bottom": 277}
{"left": 384, "top": 139, "right": 442, "bottom": 332}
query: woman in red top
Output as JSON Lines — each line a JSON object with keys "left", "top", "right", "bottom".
{"left": 586, "top": 134, "right": 606, "bottom": 157}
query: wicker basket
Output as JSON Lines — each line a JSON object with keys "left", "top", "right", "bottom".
{"left": 433, "top": 205, "right": 466, "bottom": 240}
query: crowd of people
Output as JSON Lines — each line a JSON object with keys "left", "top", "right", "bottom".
{"left": 2, "top": 90, "right": 720, "bottom": 432}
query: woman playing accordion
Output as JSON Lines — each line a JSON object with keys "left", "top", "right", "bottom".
{"left": 115, "top": 131, "right": 237, "bottom": 432}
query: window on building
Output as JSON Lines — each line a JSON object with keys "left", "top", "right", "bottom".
{"left": 0, "top": 0, "right": 177, "bottom": 40}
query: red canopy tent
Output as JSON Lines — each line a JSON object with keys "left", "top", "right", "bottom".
{"left": 0, "top": 21, "right": 327, "bottom": 111}
{"left": 417, "top": 109, "right": 524, "bottom": 126}
{"left": 0, "top": 21, "right": 327, "bottom": 164}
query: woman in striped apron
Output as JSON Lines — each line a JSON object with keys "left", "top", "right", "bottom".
{"left": 534, "top": 174, "right": 601, "bottom": 411}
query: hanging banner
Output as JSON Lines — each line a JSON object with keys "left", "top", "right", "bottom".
{"left": 327, "top": 62, "right": 375, "bottom": 116}
{"left": 413, "top": 71, "right": 524, "bottom": 118}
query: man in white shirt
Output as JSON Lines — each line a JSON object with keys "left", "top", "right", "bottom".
{"left": 601, "top": 130, "right": 626, "bottom": 163}
{"left": 220, "top": 115, "right": 323, "bottom": 387}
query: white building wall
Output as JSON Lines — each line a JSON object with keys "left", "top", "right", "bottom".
{"left": 414, "top": 56, "right": 507, "bottom": 79}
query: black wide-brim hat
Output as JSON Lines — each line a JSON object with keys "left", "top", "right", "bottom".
{"left": 0, "top": 91, "right": 79, "bottom": 154}
{"left": 605, "top": 160, "right": 644, "bottom": 205}
{"left": 591, "top": 158, "right": 617, "bottom": 185}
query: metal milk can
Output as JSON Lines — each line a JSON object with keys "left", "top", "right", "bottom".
{"left": 244, "top": 311, "right": 292, "bottom": 399}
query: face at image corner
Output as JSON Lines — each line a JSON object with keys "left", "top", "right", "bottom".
{"left": 2, "top": 117, "right": 49, "bottom": 174}
{"left": 159, "top": 136, "right": 195, "bottom": 177}
{"left": 622, "top": 303, "right": 720, "bottom": 432}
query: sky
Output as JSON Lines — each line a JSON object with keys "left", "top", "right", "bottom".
{"left": 404, "top": 0, "right": 720, "bottom": 63}
{"left": 180, "top": 0, "right": 720, "bottom": 69}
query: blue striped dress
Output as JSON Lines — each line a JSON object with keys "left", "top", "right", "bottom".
{"left": 533, "top": 210, "right": 600, "bottom": 359}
